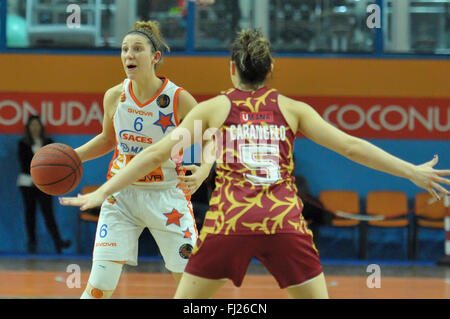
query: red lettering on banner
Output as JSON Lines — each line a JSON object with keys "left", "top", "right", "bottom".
{"left": 0, "top": 92, "right": 103, "bottom": 134}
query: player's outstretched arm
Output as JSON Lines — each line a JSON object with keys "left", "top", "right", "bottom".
{"left": 282, "top": 97, "right": 450, "bottom": 200}
{"left": 75, "top": 85, "right": 120, "bottom": 162}
{"left": 60, "top": 134, "right": 177, "bottom": 210}
{"left": 59, "top": 98, "right": 221, "bottom": 210}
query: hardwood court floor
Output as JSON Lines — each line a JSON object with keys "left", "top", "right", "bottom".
{"left": 0, "top": 257, "right": 449, "bottom": 299}
{"left": 0, "top": 271, "right": 449, "bottom": 299}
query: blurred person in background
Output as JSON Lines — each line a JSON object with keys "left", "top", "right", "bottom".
{"left": 17, "top": 115, "right": 71, "bottom": 254}
{"left": 293, "top": 155, "right": 332, "bottom": 244}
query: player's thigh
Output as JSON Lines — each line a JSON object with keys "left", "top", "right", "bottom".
{"left": 149, "top": 227, "right": 196, "bottom": 273}
{"left": 174, "top": 272, "right": 227, "bottom": 299}
{"left": 285, "top": 273, "right": 329, "bottom": 299}
{"left": 145, "top": 188, "right": 197, "bottom": 272}
{"left": 94, "top": 201, "right": 143, "bottom": 265}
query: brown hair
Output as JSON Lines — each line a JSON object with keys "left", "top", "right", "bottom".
{"left": 23, "top": 115, "right": 46, "bottom": 145}
{"left": 230, "top": 29, "right": 273, "bottom": 86}
{"left": 127, "top": 21, "right": 170, "bottom": 66}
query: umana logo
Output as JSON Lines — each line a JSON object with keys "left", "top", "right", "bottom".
{"left": 240, "top": 111, "right": 274, "bottom": 123}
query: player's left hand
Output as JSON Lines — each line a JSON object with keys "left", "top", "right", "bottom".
{"left": 59, "top": 189, "right": 106, "bottom": 211}
{"left": 409, "top": 155, "right": 450, "bottom": 201}
{"left": 177, "top": 164, "right": 210, "bottom": 196}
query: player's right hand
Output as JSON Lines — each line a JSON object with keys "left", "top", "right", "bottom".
{"left": 177, "top": 164, "right": 210, "bottom": 196}
{"left": 59, "top": 189, "right": 106, "bottom": 211}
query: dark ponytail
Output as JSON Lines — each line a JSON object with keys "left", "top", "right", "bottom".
{"left": 231, "top": 29, "right": 273, "bottom": 86}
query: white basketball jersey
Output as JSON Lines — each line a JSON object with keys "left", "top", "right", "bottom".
{"left": 107, "top": 77, "right": 184, "bottom": 189}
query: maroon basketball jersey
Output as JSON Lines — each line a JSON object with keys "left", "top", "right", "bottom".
{"left": 201, "top": 87, "right": 312, "bottom": 237}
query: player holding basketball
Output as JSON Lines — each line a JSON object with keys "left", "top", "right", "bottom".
{"left": 61, "top": 29, "right": 450, "bottom": 299}
{"left": 70, "top": 21, "right": 213, "bottom": 299}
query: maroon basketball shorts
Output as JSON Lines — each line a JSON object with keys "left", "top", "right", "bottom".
{"left": 184, "top": 232, "right": 323, "bottom": 289}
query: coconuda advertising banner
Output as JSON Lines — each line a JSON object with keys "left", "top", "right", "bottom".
{"left": 0, "top": 92, "right": 448, "bottom": 140}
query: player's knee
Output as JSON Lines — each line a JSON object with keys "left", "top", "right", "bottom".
{"left": 82, "top": 260, "right": 124, "bottom": 299}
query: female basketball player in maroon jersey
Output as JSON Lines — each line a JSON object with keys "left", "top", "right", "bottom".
{"left": 61, "top": 29, "right": 450, "bottom": 299}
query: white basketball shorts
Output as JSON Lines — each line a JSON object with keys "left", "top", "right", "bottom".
{"left": 92, "top": 185, "right": 198, "bottom": 273}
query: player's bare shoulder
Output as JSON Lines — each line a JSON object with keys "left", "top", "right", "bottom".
{"left": 199, "top": 94, "right": 231, "bottom": 129}
{"left": 278, "top": 94, "right": 309, "bottom": 114}
{"left": 103, "top": 83, "right": 123, "bottom": 118}
{"left": 277, "top": 94, "right": 308, "bottom": 133}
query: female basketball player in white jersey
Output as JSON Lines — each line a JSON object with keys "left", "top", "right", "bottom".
{"left": 72, "top": 21, "right": 213, "bottom": 299}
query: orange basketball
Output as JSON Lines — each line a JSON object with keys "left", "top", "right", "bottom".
{"left": 30, "top": 143, "right": 82, "bottom": 196}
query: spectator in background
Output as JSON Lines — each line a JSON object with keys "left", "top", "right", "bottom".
{"left": 293, "top": 155, "right": 332, "bottom": 243}
{"left": 17, "top": 115, "right": 71, "bottom": 254}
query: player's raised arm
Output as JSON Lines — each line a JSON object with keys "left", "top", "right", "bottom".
{"left": 59, "top": 96, "right": 224, "bottom": 210}
{"left": 279, "top": 95, "right": 450, "bottom": 200}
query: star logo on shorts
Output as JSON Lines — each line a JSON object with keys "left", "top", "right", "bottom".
{"left": 183, "top": 228, "right": 192, "bottom": 239}
{"left": 153, "top": 111, "right": 175, "bottom": 134}
{"left": 164, "top": 209, "right": 183, "bottom": 227}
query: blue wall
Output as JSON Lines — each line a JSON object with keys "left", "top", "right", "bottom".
{"left": 0, "top": 134, "right": 111, "bottom": 254}
{"left": 293, "top": 138, "right": 449, "bottom": 198}
{"left": 0, "top": 134, "right": 448, "bottom": 256}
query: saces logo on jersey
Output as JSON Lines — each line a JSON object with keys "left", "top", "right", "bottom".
{"left": 153, "top": 111, "right": 175, "bottom": 133}
{"left": 156, "top": 94, "right": 170, "bottom": 108}
{"left": 119, "top": 129, "right": 153, "bottom": 145}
